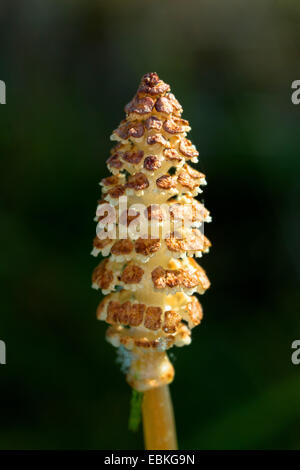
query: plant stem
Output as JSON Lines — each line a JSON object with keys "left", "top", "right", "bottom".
{"left": 142, "top": 385, "right": 178, "bottom": 450}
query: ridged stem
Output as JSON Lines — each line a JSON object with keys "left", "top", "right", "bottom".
{"left": 142, "top": 385, "right": 178, "bottom": 450}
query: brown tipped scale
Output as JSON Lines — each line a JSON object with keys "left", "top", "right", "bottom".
{"left": 91, "top": 73, "right": 211, "bottom": 392}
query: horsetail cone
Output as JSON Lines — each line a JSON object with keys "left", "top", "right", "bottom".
{"left": 91, "top": 73, "right": 211, "bottom": 392}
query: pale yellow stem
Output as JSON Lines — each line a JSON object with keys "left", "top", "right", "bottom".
{"left": 142, "top": 385, "right": 178, "bottom": 450}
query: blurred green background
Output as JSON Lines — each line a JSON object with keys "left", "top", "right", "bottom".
{"left": 1, "top": 0, "right": 300, "bottom": 450}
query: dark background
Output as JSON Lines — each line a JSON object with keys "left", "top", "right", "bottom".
{"left": 0, "top": 0, "right": 300, "bottom": 449}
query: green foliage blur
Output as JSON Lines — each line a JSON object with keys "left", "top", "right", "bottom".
{"left": 0, "top": 0, "right": 300, "bottom": 449}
